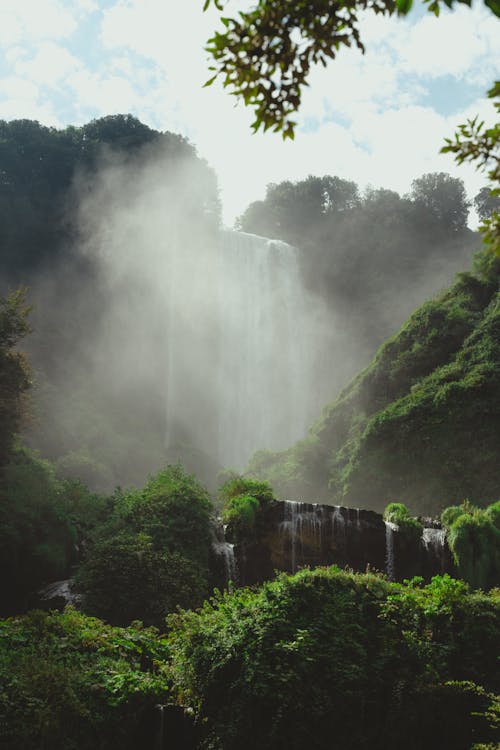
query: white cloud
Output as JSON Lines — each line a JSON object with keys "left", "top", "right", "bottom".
{"left": 393, "top": 4, "right": 499, "bottom": 83}
{"left": 14, "top": 42, "right": 81, "bottom": 87}
{"left": 0, "top": 0, "right": 77, "bottom": 45}
{"left": 0, "top": 75, "right": 62, "bottom": 125}
{"left": 66, "top": 69, "right": 140, "bottom": 114}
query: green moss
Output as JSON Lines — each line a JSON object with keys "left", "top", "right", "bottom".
{"left": 220, "top": 475, "right": 275, "bottom": 543}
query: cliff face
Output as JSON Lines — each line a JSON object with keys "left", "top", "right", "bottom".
{"left": 223, "top": 500, "right": 454, "bottom": 587}
{"left": 248, "top": 256, "right": 500, "bottom": 516}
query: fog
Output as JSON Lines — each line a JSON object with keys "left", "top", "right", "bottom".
{"left": 26, "top": 142, "right": 347, "bottom": 490}
{"left": 23, "top": 140, "right": 479, "bottom": 493}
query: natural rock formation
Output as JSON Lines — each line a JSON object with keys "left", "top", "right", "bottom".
{"left": 220, "top": 500, "right": 454, "bottom": 587}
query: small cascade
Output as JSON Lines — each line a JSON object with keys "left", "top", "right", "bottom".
{"left": 156, "top": 705, "right": 166, "bottom": 750}
{"left": 333, "top": 506, "right": 347, "bottom": 551}
{"left": 356, "top": 508, "right": 362, "bottom": 532}
{"left": 422, "top": 527, "right": 447, "bottom": 573}
{"left": 38, "top": 579, "right": 81, "bottom": 607}
{"left": 279, "top": 501, "right": 360, "bottom": 573}
{"left": 280, "top": 501, "right": 323, "bottom": 573}
{"left": 385, "top": 522, "right": 397, "bottom": 581}
{"left": 212, "top": 523, "right": 238, "bottom": 586}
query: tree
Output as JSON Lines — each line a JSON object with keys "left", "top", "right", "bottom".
{"left": 409, "top": 172, "right": 470, "bottom": 232}
{"left": 474, "top": 186, "right": 500, "bottom": 221}
{"left": 0, "top": 289, "right": 31, "bottom": 466}
{"left": 204, "top": 0, "right": 500, "bottom": 138}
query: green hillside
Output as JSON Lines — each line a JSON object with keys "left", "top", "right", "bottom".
{"left": 249, "top": 252, "right": 500, "bottom": 516}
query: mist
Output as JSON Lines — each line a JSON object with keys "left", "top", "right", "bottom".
{"left": 22, "top": 136, "right": 481, "bottom": 494}
{"left": 24, "top": 140, "right": 344, "bottom": 490}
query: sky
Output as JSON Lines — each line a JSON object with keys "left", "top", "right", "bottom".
{"left": 1, "top": 0, "right": 499, "bottom": 226}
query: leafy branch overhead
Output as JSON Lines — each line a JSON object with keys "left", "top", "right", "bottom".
{"left": 203, "top": 0, "right": 500, "bottom": 138}
{"left": 442, "top": 81, "right": 500, "bottom": 255}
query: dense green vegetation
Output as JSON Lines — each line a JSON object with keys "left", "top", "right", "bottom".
{"left": 0, "top": 115, "right": 219, "bottom": 282}
{"left": 249, "top": 251, "right": 500, "bottom": 516}
{"left": 0, "top": 607, "right": 171, "bottom": 750}
{"left": 1, "top": 570, "right": 497, "bottom": 750}
{"left": 0, "top": 445, "right": 105, "bottom": 615}
{"left": 167, "top": 568, "right": 499, "bottom": 750}
{"left": 383, "top": 502, "right": 423, "bottom": 544}
{"left": 0, "top": 289, "right": 31, "bottom": 465}
{"left": 220, "top": 475, "right": 275, "bottom": 543}
{"left": 76, "top": 465, "right": 213, "bottom": 627}
{"left": 442, "top": 500, "right": 500, "bottom": 590}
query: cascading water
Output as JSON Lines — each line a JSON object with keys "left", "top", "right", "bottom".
{"left": 279, "top": 501, "right": 360, "bottom": 573}
{"left": 213, "top": 539, "right": 237, "bottom": 585}
{"left": 385, "top": 522, "right": 397, "bottom": 581}
{"left": 422, "top": 527, "right": 447, "bottom": 573}
{"left": 164, "top": 230, "right": 327, "bottom": 469}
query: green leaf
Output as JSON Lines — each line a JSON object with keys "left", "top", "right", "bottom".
{"left": 203, "top": 75, "right": 217, "bottom": 88}
{"left": 396, "top": 0, "right": 413, "bottom": 13}
{"left": 484, "top": 0, "right": 500, "bottom": 15}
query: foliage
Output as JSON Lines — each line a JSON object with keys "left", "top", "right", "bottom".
{"left": 442, "top": 500, "right": 500, "bottom": 589}
{"left": 383, "top": 502, "right": 423, "bottom": 543}
{"left": 77, "top": 465, "right": 214, "bottom": 626}
{"left": 0, "top": 115, "right": 220, "bottom": 279}
{"left": 409, "top": 172, "right": 470, "bottom": 232}
{"left": 220, "top": 474, "right": 275, "bottom": 543}
{"left": 248, "top": 256, "right": 500, "bottom": 515}
{"left": 0, "top": 607, "right": 171, "bottom": 750}
{"left": 0, "top": 445, "right": 106, "bottom": 615}
{"left": 0, "top": 289, "right": 31, "bottom": 466}
{"left": 166, "top": 567, "right": 499, "bottom": 749}
{"left": 442, "top": 81, "right": 500, "bottom": 256}
{"left": 204, "top": 0, "right": 500, "bottom": 138}
{"left": 76, "top": 532, "right": 207, "bottom": 628}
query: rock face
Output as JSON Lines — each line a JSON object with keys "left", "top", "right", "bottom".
{"left": 221, "top": 500, "right": 454, "bottom": 587}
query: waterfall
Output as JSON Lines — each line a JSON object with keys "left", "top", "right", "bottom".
{"left": 280, "top": 501, "right": 358, "bottom": 573}
{"left": 156, "top": 705, "right": 165, "bottom": 750}
{"left": 422, "top": 527, "right": 447, "bottom": 572}
{"left": 164, "top": 230, "right": 327, "bottom": 469}
{"left": 213, "top": 540, "right": 237, "bottom": 585}
{"left": 385, "top": 522, "right": 397, "bottom": 581}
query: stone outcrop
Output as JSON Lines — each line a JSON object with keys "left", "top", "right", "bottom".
{"left": 219, "top": 500, "right": 454, "bottom": 587}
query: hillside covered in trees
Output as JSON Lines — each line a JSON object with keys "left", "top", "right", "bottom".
{"left": 249, "top": 250, "right": 500, "bottom": 515}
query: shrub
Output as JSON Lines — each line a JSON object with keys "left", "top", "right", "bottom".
{"left": 383, "top": 501, "right": 423, "bottom": 544}
{"left": 166, "top": 568, "right": 499, "bottom": 750}
{"left": 0, "top": 607, "right": 171, "bottom": 750}
{"left": 77, "top": 532, "right": 207, "bottom": 627}
{"left": 220, "top": 475, "right": 275, "bottom": 543}
{"left": 446, "top": 502, "right": 500, "bottom": 590}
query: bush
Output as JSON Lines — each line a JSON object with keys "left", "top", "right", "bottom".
{"left": 383, "top": 501, "right": 423, "bottom": 544}
{"left": 0, "top": 445, "right": 106, "bottom": 614}
{"left": 77, "top": 532, "right": 207, "bottom": 627}
{"left": 77, "top": 465, "right": 214, "bottom": 625}
{"left": 220, "top": 475, "right": 275, "bottom": 543}
{"left": 166, "top": 568, "right": 499, "bottom": 750}
{"left": 445, "top": 501, "right": 500, "bottom": 590}
{"left": 0, "top": 607, "right": 171, "bottom": 750}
